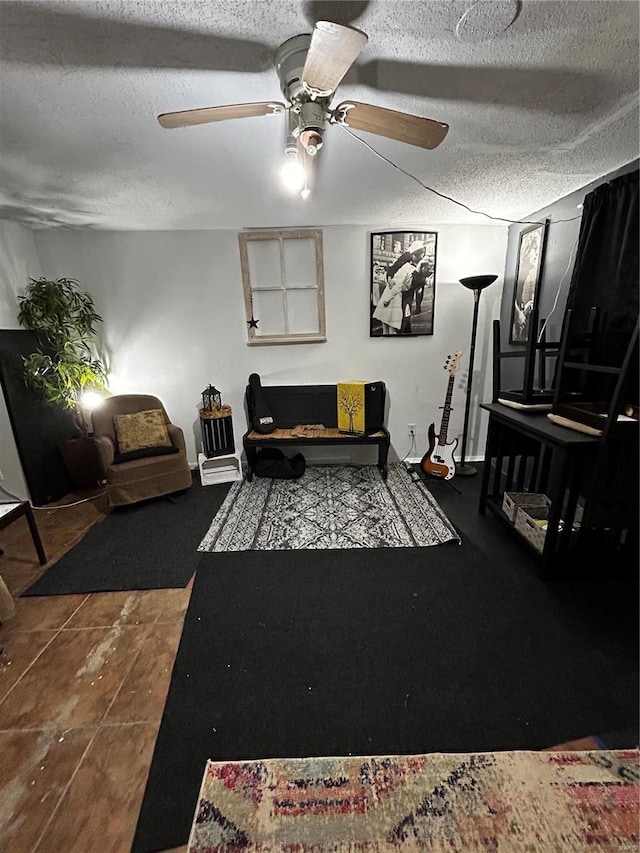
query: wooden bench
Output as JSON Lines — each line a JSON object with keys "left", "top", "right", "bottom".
{"left": 242, "top": 383, "right": 391, "bottom": 481}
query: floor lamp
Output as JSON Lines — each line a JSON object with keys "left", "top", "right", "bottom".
{"left": 457, "top": 275, "right": 498, "bottom": 477}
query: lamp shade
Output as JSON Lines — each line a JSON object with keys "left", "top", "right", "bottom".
{"left": 459, "top": 275, "right": 498, "bottom": 290}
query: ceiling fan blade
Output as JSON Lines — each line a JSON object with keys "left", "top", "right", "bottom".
{"left": 301, "top": 21, "right": 368, "bottom": 95}
{"left": 158, "top": 102, "right": 285, "bottom": 129}
{"left": 333, "top": 101, "right": 449, "bottom": 150}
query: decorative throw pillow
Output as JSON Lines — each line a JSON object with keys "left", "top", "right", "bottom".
{"left": 113, "top": 409, "right": 172, "bottom": 454}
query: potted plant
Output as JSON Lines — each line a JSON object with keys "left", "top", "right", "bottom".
{"left": 18, "top": 276, "right": 108, "bottom": 486}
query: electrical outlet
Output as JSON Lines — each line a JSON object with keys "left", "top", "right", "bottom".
{"left": 408, "top": 423, "right": 416, "bottom": 437}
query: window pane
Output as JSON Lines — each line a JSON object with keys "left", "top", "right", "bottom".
{"left": 286, "top": 290, "right": 319, "bottom": 333}
{"left": 247, "top": 240, "right": 281, "bottom": 289}
{"left": 239, "top": 228, "right": 325, "bottom": 344}
{"left": 283, "top": 238, "right": 316, "bottom": 287}
{"left": 252, "top": 290, "right": 285, "bottom": 335}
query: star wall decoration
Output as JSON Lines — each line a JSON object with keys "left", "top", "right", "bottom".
{"left": 247, "top": 316, "right": 259, "bottom": 329}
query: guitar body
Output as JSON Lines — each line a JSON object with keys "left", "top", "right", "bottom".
{"left": 419, "top": 351, "right": 463, "bottom": 481}
{"left": 421, "top": 423, "right": 457, "bottom": 480}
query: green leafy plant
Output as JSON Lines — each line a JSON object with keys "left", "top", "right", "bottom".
{"left": 18, "top": 277, "right": 107, "bottom": 435}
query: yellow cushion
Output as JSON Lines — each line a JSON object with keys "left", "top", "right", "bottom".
{"left": 113, "top": 409, "right": 171, "bottom": 454}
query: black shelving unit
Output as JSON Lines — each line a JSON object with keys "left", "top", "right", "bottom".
{"left": 479, "top": 310, "right": 638, "bottom": 578}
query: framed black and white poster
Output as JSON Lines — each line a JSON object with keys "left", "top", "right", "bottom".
{"left": 509, "top": 220, "right": 548, "bottom": 344}
{"left": 370, "top": 231, "right": 438, "bottom": 336}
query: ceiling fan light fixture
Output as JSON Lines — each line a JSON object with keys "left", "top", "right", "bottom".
{"left": 284, "top": 108, "right": 299, "bottom": 156}
{"left": 285, "top": 136, "right": 298, "bottom": 156}
{"left": 298, "top": 100, "right": 326, "bottom": 155}
{"left": 301, "top": 129, "right": 323, "bottom": 155}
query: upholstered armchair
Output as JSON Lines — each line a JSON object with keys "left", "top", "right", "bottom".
{"left": 91, "top": 394, "right": 192, "bottom": 507}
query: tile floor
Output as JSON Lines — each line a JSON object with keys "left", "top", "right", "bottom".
{"left": 0, "top": 485, "right": 603, "bottom": 853}
{"left": 0, "top": 489, "right": 190, "bottom": 853}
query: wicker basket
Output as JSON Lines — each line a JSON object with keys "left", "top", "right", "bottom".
{"left": 502, "top": 491, "right": 550, "bottom": 523}
{"left": 514, "top": 504, "right": 584, "bottom": 553}
{"left": 199, "top": 404, "right": 232, "bottom": 420}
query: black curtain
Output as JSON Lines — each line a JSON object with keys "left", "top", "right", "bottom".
{"left": 564, "top": 169, "right": 639, "bottom": 401}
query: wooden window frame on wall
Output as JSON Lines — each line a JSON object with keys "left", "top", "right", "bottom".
{"left": 238, "top": 228, "right": 326, "bottom": 345}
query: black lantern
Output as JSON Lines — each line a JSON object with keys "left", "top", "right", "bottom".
{"left": 202, "top": 385, "right": 222, "bottom": 412}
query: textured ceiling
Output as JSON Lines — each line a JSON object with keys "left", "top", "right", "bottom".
{"left": 0, "top": 0, "right": 638, "bottom": 230}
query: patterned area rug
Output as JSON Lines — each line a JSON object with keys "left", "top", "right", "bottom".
{"left": 187, "top": 750, "right": 640, "bottom": 852}
{"left": 198, "top": 463, "right": 460, "bottom": 551}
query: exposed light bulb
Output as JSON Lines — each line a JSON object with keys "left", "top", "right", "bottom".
{"left": 281, "top": 152, "right": 304, "bottom": 192}
{"left": 80, "top": 391, "right": 103, "bottom": 409}
{"left": 300, "top": 187, "right": 310, "bottom": 200}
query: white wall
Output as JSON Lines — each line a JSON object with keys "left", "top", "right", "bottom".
{"left": 0, "top": 221, "right": 44, "bottom": 500}
{"left": 2, "top": 223, "right": 507, "bottom": 480}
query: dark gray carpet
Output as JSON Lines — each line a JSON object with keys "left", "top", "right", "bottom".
{"left": 22, "top": 478, "right": 231, "bottom": 595}
{"left": 132, "top": 539, "right": 639, "bottom": 853}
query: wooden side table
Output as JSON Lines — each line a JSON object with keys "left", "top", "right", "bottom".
{"left": 0, "top": 502, "right": 47, "bottom": 565}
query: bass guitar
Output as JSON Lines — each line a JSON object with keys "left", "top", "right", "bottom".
{"left": 420, "top": 351, "right": 462, "bottom": 481}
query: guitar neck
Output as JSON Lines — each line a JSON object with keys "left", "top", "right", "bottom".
{"left": 438, "top": 376, "right": 455, "bottom": 442}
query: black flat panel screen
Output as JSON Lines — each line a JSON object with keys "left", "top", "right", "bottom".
{"left": 0, "top": 329, "right": 75, "bottom": 505}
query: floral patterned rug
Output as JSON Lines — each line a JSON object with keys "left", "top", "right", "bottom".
{"left": 198, "top": 463, "right": 460, "bottom": 551}
{"left": 187, "top": 750, "right": 640, "bottom": 851}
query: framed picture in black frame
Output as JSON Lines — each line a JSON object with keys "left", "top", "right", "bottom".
{"left": 509, "top": 219, "right": 549, "bottom": 344}
{"left": 370, "top": 231, "right": 438, "bottom": 336}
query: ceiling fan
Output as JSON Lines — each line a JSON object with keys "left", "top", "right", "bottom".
{"left": 157, "top": 21, "right": 449, "bottom": 168}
